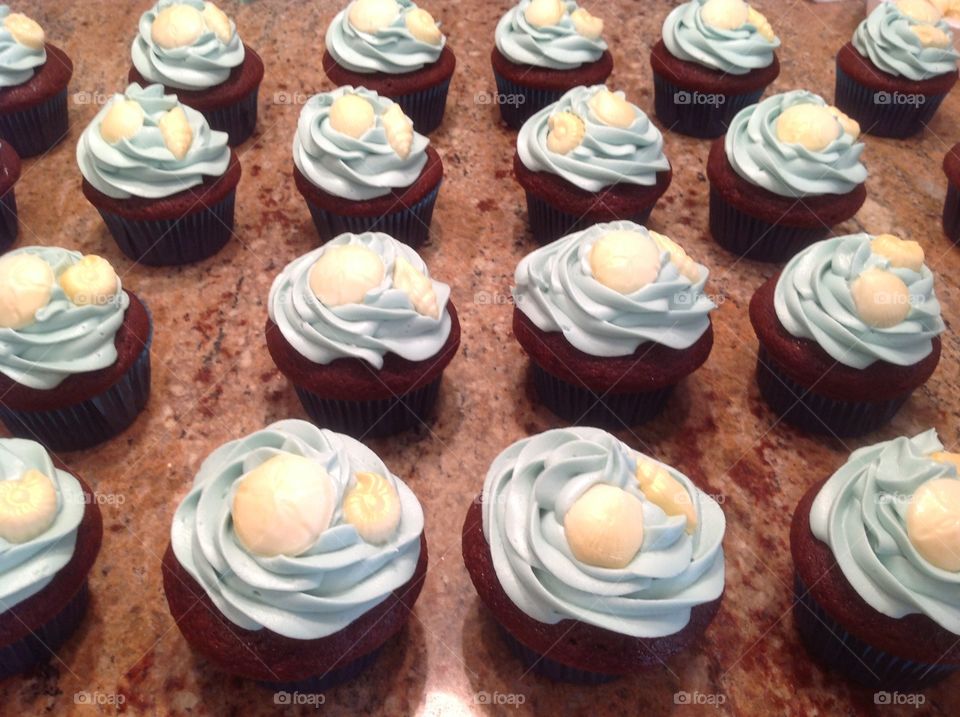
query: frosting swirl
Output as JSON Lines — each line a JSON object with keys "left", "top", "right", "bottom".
{"left": 662, "top": 0, "right": 780, "bottom": 75}
{"left": 810, "top": 430, "right": 960, "bottom": 634}
{"left": 268, "top": 232, "right": 452, "bottom": 369}
{"left": 0, "top": 247, "right": 131, "bottom": 390}
{"left": 725, "top": 90, "right": 868, "bottom": 198}
{"left": 293, "top": 86, "right": 429, "bottom": 200}
{"left": 513, "top": 221, "right": 715, "bottom": 355}
{"left": 853, "top": 2, "right": 959, "bottom": 81}
{"left": 774, "top": 234, "right": 944, "bottom": 369}
{"left": 0, "top": 6, "right": 45, "bottom": 88}
{"left": 130, "top": 0, "right": 245, "bottom": 91}
{"left": 494, "top": 0, "right": 607, "bottom": 70}
{"left": 0, "top": 439, "right": 85, "bottom": 610}
{"left": 517, "top": 85, "right": 670, "bottom": 192}
{"left": 170, "top": 419, "right": 424, "bottom": 639}
{"left": 76, "top": 83, "right": 230, "bottom": 200}
{"left": 325, "top": 0, "right": 445, "bottom": 74}
{"left": 482, "top": 427, "right": 725, "bottom": 638}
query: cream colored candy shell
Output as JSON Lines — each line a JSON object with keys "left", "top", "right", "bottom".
{"left": 570, "top": 7, "right": 603, "bottom": 39}
{"left": 151, "top": 4, "right": 205, "bottom": 49}
{"left": 349, "top": 0, "right": 401, "bottom": 34}
{"left": 906, "top": 478, "right": 960, "bottom": 571}
{"left": 850, "top": 268, "right": 913, "bottom": 329}
{"left": 931, "top": 451, "right": 960, "bottom": 473}
{"left": 912, "top": 24, "right": 952, "bottom": 48}
{"left": 524, "top": 0, "right": 564, "bottom": 28}
{"left": 747, "top": 7, "right": 776, "bottom": 42}
{"left": 636, "top": 459, "right": 698, "bottom": 534}
{"left": 309, "top": 244, "right": 385, "bottom": 306}
{"left": 0, "top": 254, "right": 55, "bottom": 330}
{"left": 99, "top": 99, "right": 145, "bottom": 144}
{"left": 405, "top": 7, "right": 442, "bottom": 44}
{"left": 871, "top": 233, "right": 925, "bottom": 272}
{"left": 564, "top": 484, "right": 645, "bottom": 569}
{"left": 231, "top": 453, "right": 336, "bottom": 557}
{"left": 329, "top": 94, "right": 376, "bottom": 139}
{"left": 202, "top": 2, "right": 233, "bottom": 44}
{"left": 393, "top": 256, "right": 439, "bottom": 318}
{"left": 158, "top": 106, "right": 193, "bottom": 160}
{"left": 648, "top": 230, "right": 701, "bottom": 283}
{"left": 382, "top": 102, "right": 414, "bottom": 159}
{"left": 775, "top": 103, "right": 841, "bottom": 151}
{"left": 827, "top": 105, "right": 861, "bottom": 140}
{"left": 59, "top": 255, "right": 119, "bottom": 306}
{"left": 700, "top": 0, "right": 750, "bottom": 30}
{"left": 546, "top": 111, "right": 585, "bottom": 154}
{"left": 896, "top": 0, "right": 943, "bottom": 23}
{"left": 590, "top": 231, "right": 661, "bottom": 294}
{"left": 588, "top": 89, "right": 636, "bottom": 128}
{"left": 342, "top": 472, "right": 402, "bottom": 544}
{"left": 0, "top": 469, "right": 58, "bottom": 544}
{"left": 3, "top": 12, "right": 44, "bottom": 49}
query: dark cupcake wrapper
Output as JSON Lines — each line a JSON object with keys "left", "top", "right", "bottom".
{"left": 792, "top": 574, "right": 957, "bottom": 690}
{"left": 492, "top": 71, "right": 564, "bottom": 130}
{"left": 0, "top": 185, "right": 17, "bottom": 254}
{"left": 294, "top": 375, "right": 442, "bottom": 439}
{"left": 943, "top": 181, "right": 960, "bottom": 245}
{"left": 260, "top": 645, "right": 384, "bottom": 693}
{"left": 498, "top": 626, "right": 618, "bottom": 684}
{"left": 0, "top": 321, "right": 152, "bottom": 452}
{"left": 98, "top": 189, "right": 236, "bottom": 266}
{"left": 834, "top": 65, "right": 947, "bottom": 139}
{"left": 0, "top": 88, "right": 69, "bottom": 159}
{"left": 305, "top": 182, "right": 441, "bottom": 249}
{"left": 0, "top": 581, "right": 89, "bottom": 680}
{"left": 709, "top": 187, "right": 829, "bottom": 263}
{"left": 525, "top": 190, "right": 655, "bottom": 246}
{"left": 652, "top": 72, "right": 765, "bottom": 139}
{"left": 392, "top": 80, "right": 451, "bottom": 135}
{"left": 532, "top": 364, "right": 674, "bottom": 427}
{"left": 755, "top": 345, "right": 907, "bottom": 438}
{"left": 203, "top": 85, "right": 260, "bottom": 146}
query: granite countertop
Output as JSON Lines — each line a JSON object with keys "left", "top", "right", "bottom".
{"left": 3, "top": 0, "right": 960, "bottom": 714}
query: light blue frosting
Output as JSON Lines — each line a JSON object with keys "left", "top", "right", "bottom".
{"left": 130, "top": 0, "right": 245, "bottom": 91}
{"left": 76, "top": 83, "right": 231, "bottom": 200}
{"left": 853, "top": 2, "right": 959, "bottom": 81}
{"left": 325, "top": 0, "right": 445, "bottom": 74}
{"left": 482, "top": 427, "right": 726, "bottom": 638}
{"left": 0, "top": 6, "right": 45, "bottom": 88}
{"left": 774, "top": 234, "right": 944, "bottom": 370}
{"left": 170, "top": 419, "right": 424, "bottom": 639}
{"left": 517, "top": 85, "right": 670, "bottom": 192}
{"left": 662, "top": 0, "right": 780, "bottom": 75}
{"left": 0, "top": 439, "right": 85, "bottom": 611}
{"left": 810, "top": 430, "right": 960, "bottom": 634}
{"left": 494, "top": 0, "right": 607, "bottom": 70}
{"left": 725, "top": 90, "right": 868, "bottom": 198}
{"left": 293, "top": 85, "right": 429, "bottom": 200}
{"left": 513, "top": 221, "right": 715, "bottom": 356}
{"left": 268, "top": 232, "right": 452, "bottom": 369}
{"left": 0, "top": 247, "right": 131, "bottom": 390}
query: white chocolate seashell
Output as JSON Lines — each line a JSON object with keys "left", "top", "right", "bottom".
{"left": 202, "top": 1, "right": 233, "bottom": 44}
{"left": 100, "top": 99, "right": 144, "bottom": 144}
{"left": 590, "top": 231, "right": 661, "bottom": 294}
{"left": 896, "top": 0, "right": 943, "bottom": 24}
{"left": 546, "top": 111, "right": 585, "bottom": 154}
{"left": 588, "top": 89, "right": 636, "bottom": 128}
{"left": 564, "top": 484, "right": 645, "bottom": 569}
{"left": 931, "top": 0, "right": 960, "bottom": 20}
{"left": 393, "top": 256, "right": 439, "bottom": 318}
{"left": 0, "top": 469, "right": 58, "bottom": 544}
{"left": 405, "top": 7, "right": 442, "bottom": 44}
{"left": 570, "top": 7, "right": 603, "bottom": 39}
{"left": 3, "top": 12, "right": 44, "bottom": 49}
{"left": 524, "top": 0, "right": 564, "bottom": 28}
{"left": 912, "top": 23, "right": 952, "bottom": 48}
{"left": 309, "top": 244, "right": 385, "bottom": 306}
{"left": 382, "top": 102, "right": 414, "bottom": 159}
{"left": 906, "top": 478, "right": 960, "bottom": 571}
{"left": 871, "top": 233, "right": 925, "bottom": 272}
{"left": 827, "top": 105, "right": 860, "bottom": 140}
{"left": 349, "top": 0, "right": 400, "bottom": 34}
{"left": 931, "top": 451, "right": 960, "bottom": 473}
{"left": 850, "top": 268, "right": 913, "bottom": 328}
{"left": 775, "top": 103, "right": 841, "bottom": 151}
{"left": 747, "top": 6, "right": 776, "bottom": 42}
{"left": 648, "top": 230, "right": 701, "bottom": 283}
{"left": 329, "top": 94, "right": 376, "bottom": 139}
{"left": 0, "top": 254, "right": 55, "bottom": 329}
{"left": 59, "top": 255, "right": 119, "bottom": 306}
{"left": 342, "top": 472, "right": 402, "bottom": 544}
{"left": 700, "top": 0, "right": 749, "bottom": 30}
{"left": 158, "top": 106, "right": 193, "bottom": 160}
{"left": 636, "top": 459, "right": 698, "bottom": 534}
{"left": 151, "top": 4, "right": 205, "bottom": 49}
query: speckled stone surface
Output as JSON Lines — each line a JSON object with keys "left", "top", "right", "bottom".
{"left": 2, "top": 0, "right": 960, "bottom": 715}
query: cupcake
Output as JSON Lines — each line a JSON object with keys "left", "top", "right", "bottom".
{"left": 943, "top": 142, "right": 960, "bottom": 242}
{"left": 0, "top": 247, "right": 152, "bottom": 451}
{"left": 515, "top": 85, "right": 672, "bottom": 245}
{"left": 835, "top": 0, "right": 959, "bottom": 139}
{"left": 128, "top": 0, "right": 265, "bottom": 146}
{"left": 750, "top": 233, "right": 944, "bottom": 437}
{"left": 462, "top": 426, "right": 726, "bottom": 682}
{"left": 792, "top": 430, "right": 960, "bottom": 689}
{"left": 78, "top": 83, "right": 240, "bottom": 266}
{"left": 163, "top": 419, "right": 427, "bottom": 689}
{"left": 265, "top": 232, "right": 459, "bottom": 438}
{"left": 492, "top": 0, "right": 612, "bottom": 129}
{"left": 0, "top": 438, "right": 102, "bottom": 679}
{"left": 708, "top": 90, "right": 868, "bottom": 262}
{"left": 513, "top": 221, "right": 715, "bottom": 426}
{"left": 0, "top": 139, "right": 20, "bottom": 252}
{"left": 293, "top": 86, "right": 442, "bottom": 247}
{"left": 651, "top": 0, "right": 781, "bottom": 138}
{"left": 323, "top": 0, "right": 455, "bottom": 134}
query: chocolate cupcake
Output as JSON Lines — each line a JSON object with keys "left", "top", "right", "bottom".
{"left": 792, "top": 431, "right": 960, "bottom": 689}
{"left": 78, "top": 83, "right": 240, "bottom": 266}
{"left": 513, "top": 221, "right": 715, "bottom": 426}
{"left": 0, "top": 247, "right": 152, "bottom": 451}
{"left": 651, "top": 0, "right": 781, "bottom": 138}
{"left": 265, "top": 232, "right": 459, "bottom": 438}
{"left": 750, "top": 233, "right": 944, "bottom": 437}
{"left": 0, "top": 139, "right": 20, "bottom": 253}
{"left": 708, "top": 90, "right": 868, "bottom": 262}
{"left": 515, "top": 85, "right": 672, "bottom": 245}
{"left": 944, "top": 142, "right": 960, "bottom": 242}
{"left": 128, "top": 0, "right": 265, "bottom": 146}
{"left": 163, "top": 420, "right": 427, "bottom": 690}
{"left": 0, "top": 438, "right": 102, "bottom": 679}
{"left": 293, "top": 86, "right": 442, "bottom": 247}
{"left": 463, "top": 427, "right": 726, "bottom": 683}
{"left": 323, "top": 0, "right": 455, "bottom": 133}
{"left": 492, "top": 0, "right": 612, "bottom": 129}
{"left": 835, "top": 1, "right": 959, "bottom": 139}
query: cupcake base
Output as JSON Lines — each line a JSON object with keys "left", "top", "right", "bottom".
{"left": 943, "top": 145, "right": 960, "bottom": 244}
{"left": 0, "top": 139, "right": 21, "bottom": 253}
{"left": 498, "top": 627, "right": 618, "bottom": 684}
{"left": 261, "top": 646, "right": 385, "bottom": 693}
{"left": 0, "top": 44, "right": 73, "bottom": 158}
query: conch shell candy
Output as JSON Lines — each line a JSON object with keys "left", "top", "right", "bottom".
{"left": 648, "top": 230, "right": 701, "bottom": 283}
{"left": 570, "top": 8, "right": 603, "bottom": 39}
{"left": 202, "top": 1, "right": 233, "bottom": 44}
{"left": 393, "top": 256, "right": 439, "bottom": 318}
{"left": 546, "top": 111, "right": 585, "bottom": 154}
{"left": 158, "top": 106, "right": 194, "bottom": 160}
{"left": 342, "top": 472, "right": 402, "bottom": 544}
{"left": 405, "top": 7, "right": 442, "bottom": 44}
{"left": 747, "top": 7, "right": 776, "bottom": 42}
{"left": 382, "top": 103, "right": 414, "bottom": 159}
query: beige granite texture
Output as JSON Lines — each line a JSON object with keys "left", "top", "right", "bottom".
{"left": 2, "top": 0, "right": 960, "bottom": 714}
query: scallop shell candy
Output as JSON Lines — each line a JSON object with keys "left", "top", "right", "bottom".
{"left": 546, "top": 111, "right": 585, "bottom": 154}
{"left": 3, "top": 12, "right": 44, "bottom": 49}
